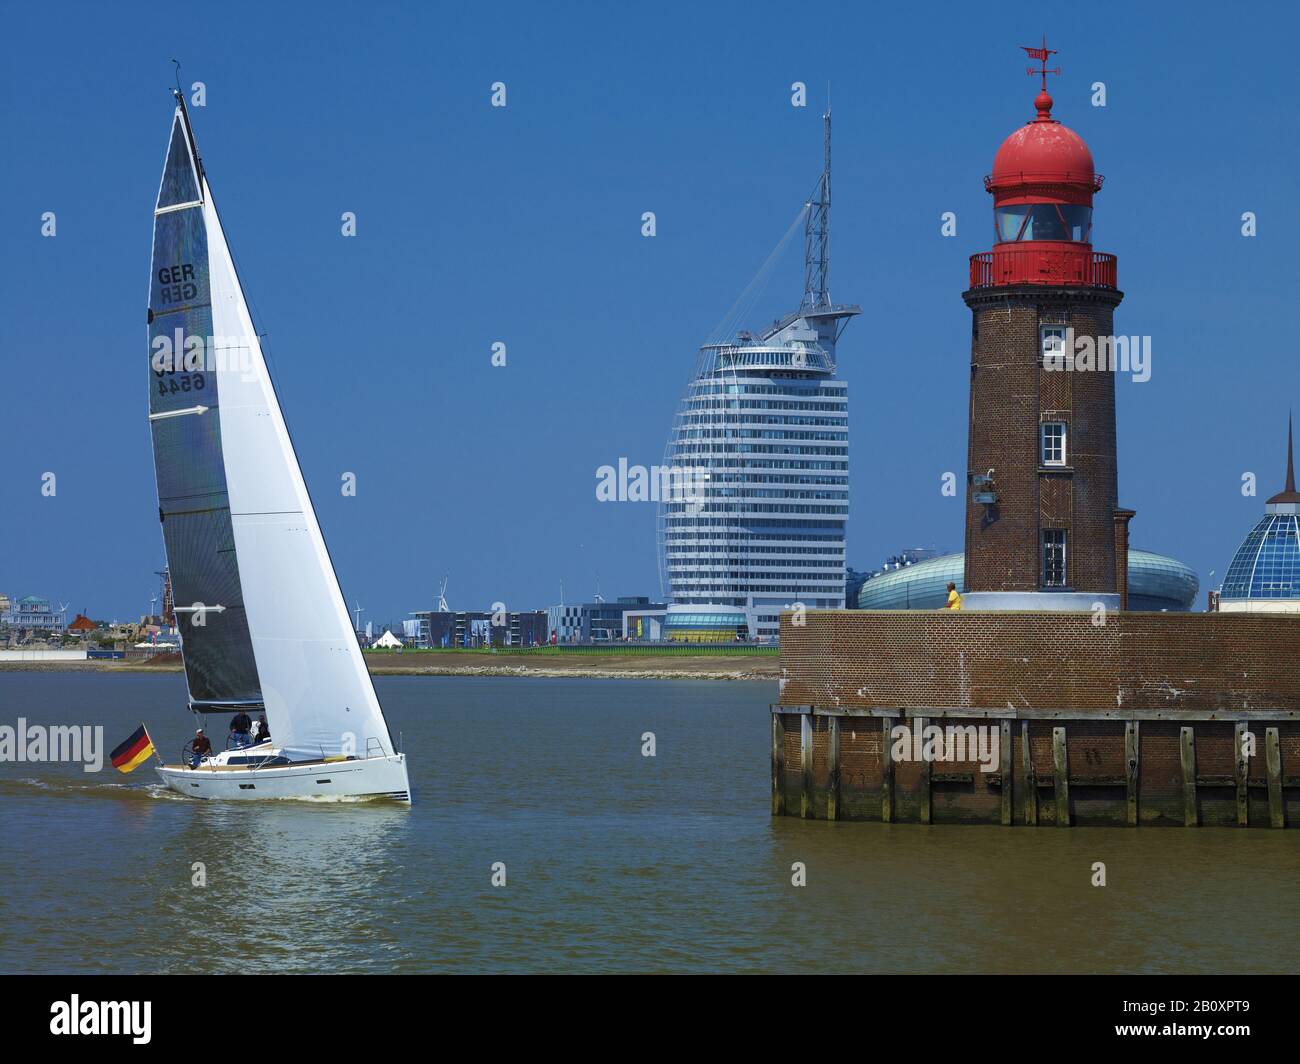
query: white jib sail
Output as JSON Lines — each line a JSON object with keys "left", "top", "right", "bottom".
{"left": 201, "top": 182, "right": 394, "bottom": 762}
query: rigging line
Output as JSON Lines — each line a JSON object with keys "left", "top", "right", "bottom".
{"left": 709, "top": 204, "right": 807, "bottom": 346}
{"left": 705, "top": 203, "right": 808, "bottom": 347}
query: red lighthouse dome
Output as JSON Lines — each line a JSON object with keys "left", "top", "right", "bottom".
{"left": 989, "top": 90, "right": 1098, "bottom": 205}
{"left": 968, "top": 43, "right": 1116, "bottom": 291}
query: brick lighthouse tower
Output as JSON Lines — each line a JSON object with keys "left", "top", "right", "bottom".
{"left": 962, "top": 41, "right": 1130, "bottom": 611}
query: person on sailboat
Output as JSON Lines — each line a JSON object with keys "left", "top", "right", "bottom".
{"left": 229, "top": 710, "right": 253, "bottom": 748}
{"left": 190, "top": 729, "right": 212, "bottom": 766}
{"left": 253, "top": 714, "right": 271, "bottom": 744}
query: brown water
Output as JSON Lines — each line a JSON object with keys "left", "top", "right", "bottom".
{"left": 0, "top": 672, "right": 1295, "bottom": 973}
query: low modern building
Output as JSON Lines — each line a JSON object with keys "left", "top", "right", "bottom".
{"left": 1218, "top": 418, "right": 1300, "bottom": 613}
{"left": 546, "top": 604, "right": 584, "bottom": 643}
{"left": 583, "top": 596, "right": 666, "bottom": 641}
{"left": 407, "top": 610, "right": 549, "bottom": 648}
{"left": 857, "top": 549, "right": 1199, "bottom": 612}
{"left": 662, "top": 607, "right": 751, "bottom": 643}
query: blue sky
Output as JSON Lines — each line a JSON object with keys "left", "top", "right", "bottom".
{"left": 2, "top": 0, "right": 1297, "bottom": 622}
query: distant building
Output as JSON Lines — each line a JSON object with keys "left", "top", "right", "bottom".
{"left": 660, "top": 111, "right": 856, "bottom": 643}
{"left": 845, "top": 550, "right": 940, "bottom": 607}
{"left": 883, "top": 547, "right": 939, "bottom": 569}
{"left": 844, "top": 568, "right": 873, "bottom": 609}
{"left": 409, "top": 610, "right": 548, "bottom": 648}
{"left": 67, "top": 614, "right": 98, "bottom": 635}
{"left": 857, "top": 550, "right": 1199, "bottom": 612}
{"left": 546, "top": 604, "right": 584, "bottom": 643}
{"left": 2, "top": 596, "right": 67, "bottom": 634}
{"left": 1218, "top": 417, "right": 1300, "bottom": 613}
{"left": 583, "top": 596, "right": 666, "bottom": 642}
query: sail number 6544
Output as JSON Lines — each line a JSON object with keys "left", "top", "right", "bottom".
{"left": 157, "top": 374, "right": 206, "bottom": 395}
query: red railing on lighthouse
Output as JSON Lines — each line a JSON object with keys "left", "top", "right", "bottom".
{"left": 969, "top": 246, "right": 1117, "bottom": 290}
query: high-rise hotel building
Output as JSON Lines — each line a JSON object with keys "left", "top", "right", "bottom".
{"left": 660, "top": 112, "right": 858, "bottom": 642}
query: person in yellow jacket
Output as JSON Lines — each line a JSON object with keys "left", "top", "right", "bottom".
{"left": 943, "top": 582, "right": 963, "bottom": 610}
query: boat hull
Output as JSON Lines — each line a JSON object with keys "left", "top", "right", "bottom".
{"left": 156, "top": 753, "right": 410, "bottom": 803}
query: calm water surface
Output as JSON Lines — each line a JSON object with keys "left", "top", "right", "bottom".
{"left": 0, "top": 672, "right": 1295, "bottom": 973}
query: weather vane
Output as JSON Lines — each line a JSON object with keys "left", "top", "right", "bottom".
{"left": 1021, "top": 35, "right": 1060, "bottom": 92}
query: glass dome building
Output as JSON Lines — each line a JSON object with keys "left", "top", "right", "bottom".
{"left": 1219, "top": 418, "right": 1300, "bottom": 613}
{"left": 858, "top": 549, "right": 1199, "bottom": 612}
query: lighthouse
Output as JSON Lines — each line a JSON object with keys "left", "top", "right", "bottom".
{"left": 961, "top": 41, "right": 1130, "bottom": 611}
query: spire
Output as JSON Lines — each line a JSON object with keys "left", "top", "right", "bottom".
{"left": 801, "top": 107, "right": 831, "bottom": 310}
{"left": 1267, "top": 412, "right": 1300, "bottom": 504}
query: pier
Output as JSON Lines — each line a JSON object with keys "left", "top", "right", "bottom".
{"left": 772, "top": 611, "right": 1300, "bottom": 827}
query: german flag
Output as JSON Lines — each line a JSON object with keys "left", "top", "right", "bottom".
{"left": 110, "top": 724, "right": 156, "bottom": 773}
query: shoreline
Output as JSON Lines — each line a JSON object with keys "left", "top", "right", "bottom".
{"left": 0, "top": 655, "right": 780, "bottom": 682}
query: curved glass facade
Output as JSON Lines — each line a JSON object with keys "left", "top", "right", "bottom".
{"left": 857, "top": 549, "right": 1199, "bottom": 612}
{"left": 856, "top": 554, "right": 964, "bottom": 611}
{"left": 662, "top": 608, "right": 748, "bottom": 643}
{"left": 1221, "top": 514, "right": 1300, "bottom": 601}
{"left": 661, "top": 311, "right": 854, "bottom": 641}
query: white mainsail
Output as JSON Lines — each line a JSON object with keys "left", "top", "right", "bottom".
{"left": 151, "top": 96, "right": 394, "bottom": 762}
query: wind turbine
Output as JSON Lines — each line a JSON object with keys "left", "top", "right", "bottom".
{"left": 353, "top": 601, "right": 365, "bottom": 632}
{"left": 437, "top": 575, "right": 451, "bottom": 614}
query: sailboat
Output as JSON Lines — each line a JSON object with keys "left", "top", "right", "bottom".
{"left": 148, "top": 90, "right": 411, "bottom": 803}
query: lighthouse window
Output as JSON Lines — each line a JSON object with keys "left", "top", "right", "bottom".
{"left": 1040, "top": 326, "right": 1068, "bottom": 365}
{"left": 995, "top": 204, "right": 1092, "bottom": 242}
{"left": 1041, "top": 422, "right": 1067, "bottom": 466}
{"left": 1042, "top": 529, "right": 1068, "bottom": 587}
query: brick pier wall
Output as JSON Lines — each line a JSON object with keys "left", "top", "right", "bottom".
{"left": 774, "top": 611, "right": 1300, "bottom": 827}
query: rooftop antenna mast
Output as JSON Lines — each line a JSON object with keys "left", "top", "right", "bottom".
{"left": 801, "top": 103, "right": 832, "bottom": 310}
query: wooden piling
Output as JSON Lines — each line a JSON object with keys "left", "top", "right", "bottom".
{"left": 1052, "top": 726, "right": 1069, "bottom": 827}
{"left": 1180, "top": 726, "right": 1198, "bottom": 827}
{"left": 826, "top": 716, "right": 841, "bottom": 822}
{"left": 1124, "top": 720, "right": 1139, "bottom": 826}
{"left": 918, "top": 716, "right": 932, "bottom": 825}
{"left": 1022, "top": 721, "right": 1037, "bottom": 826}
{"left": 771, "top": 713, "right": 785, "bottom": 817}
{"left": 880, "top": 716, "right": 894, "bottom": 823}
{"left": 999, "top": 719, "right": 1013, "bottom": 826}
{"left": 800, "top": 714, "right": 812, "bottom": 820}
{"left": 1233, "top": 722, "right": 1248, "bottom": 828}
{"left": 1266, "top": 727, "right": 1285, "bottom": 829}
